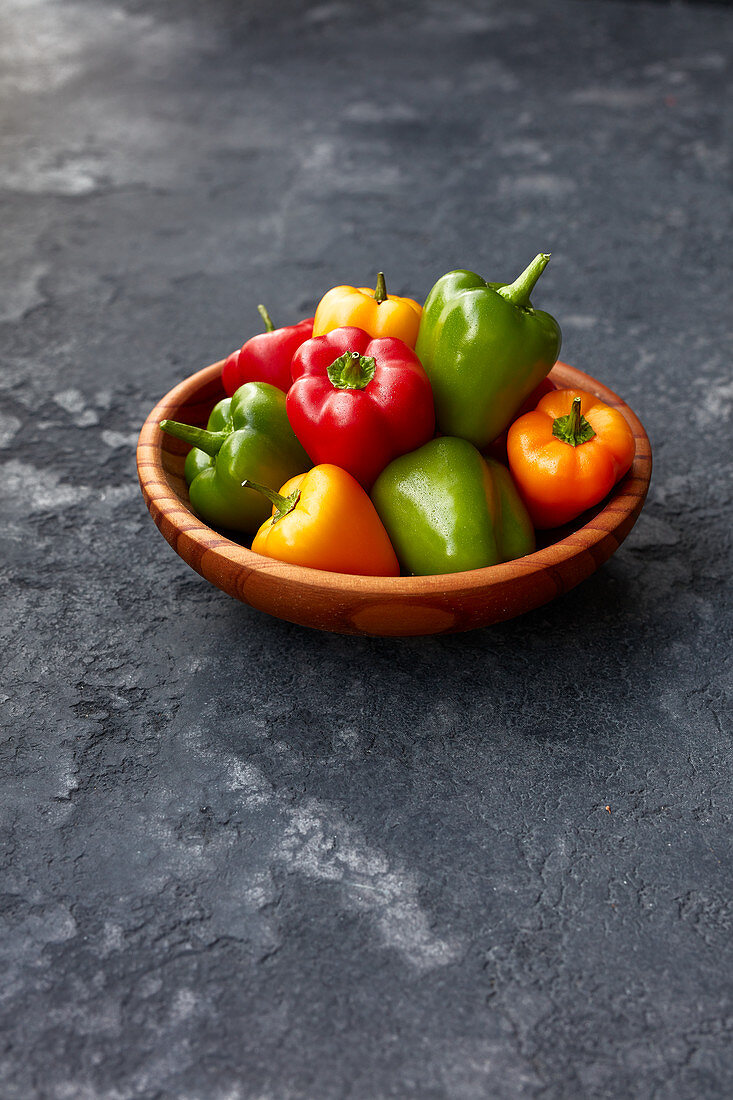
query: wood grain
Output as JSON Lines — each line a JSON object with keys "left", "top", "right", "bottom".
{"left": 137, "top": 361, "right": 652, "bottom": 636}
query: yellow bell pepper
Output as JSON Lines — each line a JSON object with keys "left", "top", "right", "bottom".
{"left": 244, "top": 464, "right": 400, "bottom": 576}
{"left": 312, "top": 272, "right": 422, "bottom": 348}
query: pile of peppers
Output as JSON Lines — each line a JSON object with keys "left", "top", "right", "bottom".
{"left": 160, "top": 259, "right": 635, "bottom": 577}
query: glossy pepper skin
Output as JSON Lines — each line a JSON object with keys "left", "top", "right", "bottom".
{"left": 159, "top": 382, "right": 311, "bottom": 534}
{"left": 415, "top": 253, "right": 562, "bottom": 449}
{"left": 221, "top": 305, "right": 314, "bottom": 395}
{"left": 287, "top": 326, "right": 435, "bottom": 489}
{"left": 507, "top": 388, "right": 635, "bottom": 529}
{"left": 246, "top": 464, "right": 400, "bottom": 576}
{"left": 371, "top": 437, "right": 535, "bottom": 576}
{"left": 484, "top": 376, "right": 557, "bottom": 463}
{"left": 313, "top": 272, "right": 422, "bottom": 348}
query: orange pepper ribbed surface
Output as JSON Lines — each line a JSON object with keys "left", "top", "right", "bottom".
{"left": 507, "top": 388, "right": 635, "bottom": 529}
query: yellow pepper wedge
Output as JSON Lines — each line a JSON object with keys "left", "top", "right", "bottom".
{"left": 312, "top": 272, "right": 422, "bottom": 348}
{"left": 245, "top": 464, "right": 400, "bottom": 576}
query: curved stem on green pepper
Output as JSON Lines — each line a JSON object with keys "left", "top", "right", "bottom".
{"left": 159, "top": 420, "right": 228, "bottom": 457}
{"left": 496, "top": 253, "right": 551, "bottom": 308}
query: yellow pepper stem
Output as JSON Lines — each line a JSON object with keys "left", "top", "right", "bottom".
{"left": 374, "top": 271, "right": 388, "bottom": 303}
{"left": 241, "top": 478, "right": 300, "bottom": 523}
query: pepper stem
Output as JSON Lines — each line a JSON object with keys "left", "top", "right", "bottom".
{"left": 567, "top": 397, "right": 581, "bottom": 438}
{"left": 327, "top": 350, "right": 377, "bottom": 390}
{"left": 257, "top": 303, "right": 275, "bottom": 332}
{"left": 374, "top": 272, "right": 388, "bottom": 303}
{"left": 551, "top": 397, "right": 596, "bottom": 447}
{"left": 241, "top": 478, "right": 300, "bottom": 522}
{"left": 159, "top": 419, "right": 228, "bottom": 457}
{"left": 496, "top": 253, "right": 551, "bottom": 307}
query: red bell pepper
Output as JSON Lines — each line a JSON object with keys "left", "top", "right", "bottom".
{"left": 287, "top": 327, "right": 435, "bottom": 489}
{"left": 221, "top": 305, "right": 314, "bottom": 396}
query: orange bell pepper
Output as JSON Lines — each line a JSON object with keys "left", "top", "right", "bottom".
{"left": 507, "top": 388, "right": 635, "bottom": 529}
{"left": 312, "top": 272, "right": 422, "bottom": 348}
{"left": 244, "top": 464, "right": 400, "bottom": 576}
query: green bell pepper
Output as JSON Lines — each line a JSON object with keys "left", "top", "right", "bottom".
{"left": 415, "top": 253, "right": 562, "bottom": 449}
{"left": 370, "top": 436, "right": 535, "bottom": 576}
{"left": 160, "top": 382, "right": 311, "bottom": 534}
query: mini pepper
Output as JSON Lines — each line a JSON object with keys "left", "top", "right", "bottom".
{"left": 159, "top": 382, "right": 311, "bottom": 533}
{"left": 245, "top": 464, "right": 400, "bottom": 576}
{"left": 371, "top": 437, "right": 535, "bottom": 576}
{"left": 415, "top": 254, "right": 562, "bottom": 448}
{"left": 507, "top": 388, "right": 635, "bottom": 528}
{"left": 313, "top": 272, "right": 422, "bottom": 348}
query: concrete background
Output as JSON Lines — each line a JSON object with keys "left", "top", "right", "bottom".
{"left": 1, "top": 0, "right": 731, "bottom": 1096}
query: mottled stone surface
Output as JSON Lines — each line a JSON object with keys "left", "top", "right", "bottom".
{"left": 1, "top": 0, "right": 732, "bottom": 1096}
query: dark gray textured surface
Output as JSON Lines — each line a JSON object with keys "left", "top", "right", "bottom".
{"left": 2, "top": 0, "right": 732, "bottom": 1096}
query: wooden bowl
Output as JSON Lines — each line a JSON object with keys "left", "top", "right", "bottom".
{"left": 137, "top": 361, "right": 651, "bottom": 636}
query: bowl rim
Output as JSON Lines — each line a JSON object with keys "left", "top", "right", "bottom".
{"left": 137, "top": 359, "right": 652, "bottom": 595}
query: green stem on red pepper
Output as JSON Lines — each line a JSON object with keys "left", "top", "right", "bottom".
{"left": 327, "top": 350, "right": 377, "bottom": 390}
{"left": 257, "top": 304, "right": 276, "bottom": 332}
